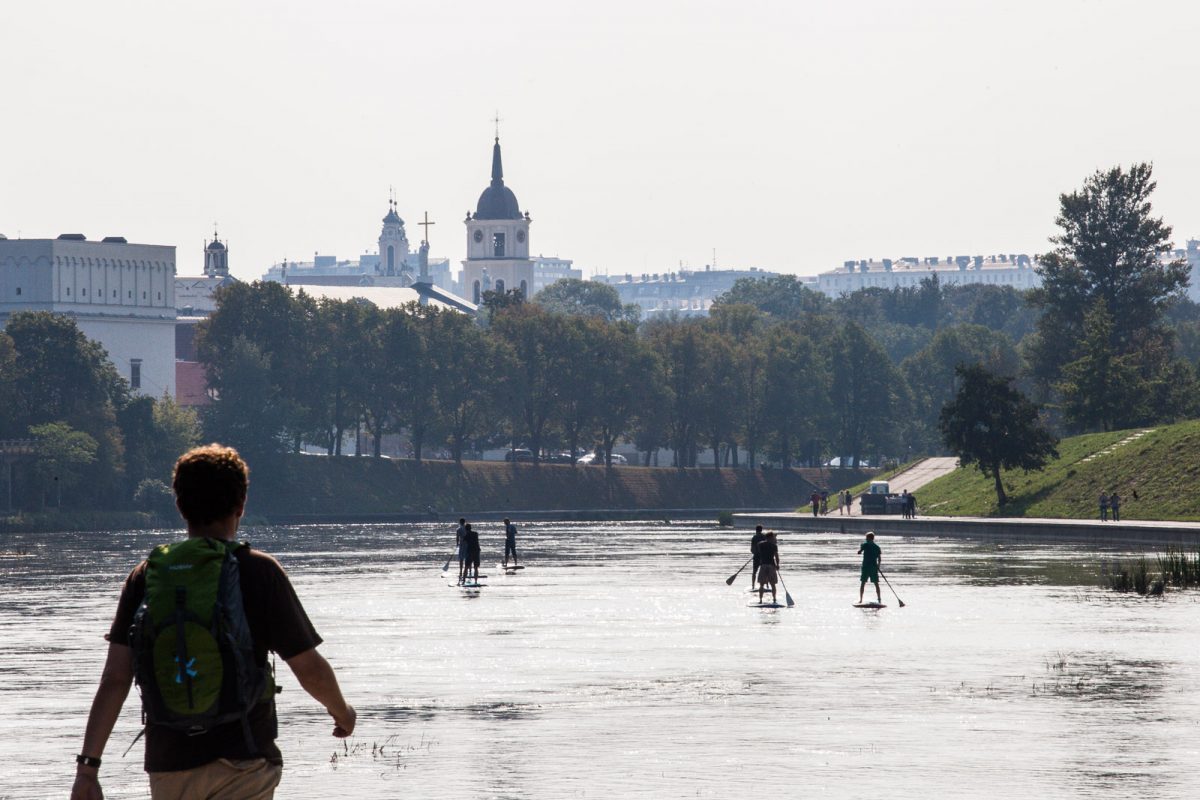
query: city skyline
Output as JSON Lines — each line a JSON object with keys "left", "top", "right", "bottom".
{"left": 4, "top": 0, "right": 1200, "bottom": 282}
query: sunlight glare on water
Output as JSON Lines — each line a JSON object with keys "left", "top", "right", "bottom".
{"left": 1, "top": 521, "right": 1198, "bottom": 799}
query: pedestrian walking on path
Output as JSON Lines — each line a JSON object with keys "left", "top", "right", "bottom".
{"left": 1099, "top": 492, "right": 1109, "bottom": 522}
{"left": 1110, "top": 492, "right": 1121, "bottom": 522}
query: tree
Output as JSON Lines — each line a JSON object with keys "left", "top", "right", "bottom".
{"left": 939, "top": 364, "right": 1058, "bottom": 507}
{"left": 827, "top": 321, "right": 907, "bottom": 467}
{"left": 713, "top": 274, "right": 829, "bottom": 320}
{"left": 490, "top": 305, "right": 569, "bottom": 461}
{"left": 29, "top": 422, "right": 99, "bottom": 508}
{"left": 1028, "top": 163, "right": 1189, "bottom": 397}
{"left": 1057, "top": 301, "right": 1147, "bottom": 432}
{"left": 201, "top": 336, "right": 290, "bottom": 464}
{"left": 429, "top": 311, "right": 502, "bottom": 464}
{"left": 761, "top": 325, "right": 826, "bottom": 468}
{"left": 902, "top": 324, "right": 1020, "bottom": 450}
{"left": 534, "top": 279, "right": 639, "bottom": 322}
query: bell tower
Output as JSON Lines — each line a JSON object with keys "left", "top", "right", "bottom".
{"left": 461, "top": 134, "right": 534, "bottom": 304}
{"left": 204, "top": 227, "right": 229, "bottom": 277}
{"left": 378, "top": 197, "right": 410, "bottom": 277}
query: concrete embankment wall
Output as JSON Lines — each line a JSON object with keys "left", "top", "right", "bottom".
{"left": 734, "top": 512, "right": 1200, "bottom": 548}
{"left": 250, "top": 457, "right": 873, "bottom": 523}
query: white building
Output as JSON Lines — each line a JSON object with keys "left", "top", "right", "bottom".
{"left": 462, "top": 137, "right": 535, "bottom": 303}
{"left": 261, "top": 203, "right": 455, "bottom": 292}
{"left": 595, "top": 266, "right": 779, "bottom": 319}
{"left": 812, "top": 253, "right": 1042, "bottom": 296}
{"left": 1163, "top": 239, "right": 1200, "bottom": 302}
{"left": 176, "top": 229, "right": 237, "bottom": 315}
{"left": 530, "top": 255, "right": 583, "bottom": 295}
{"left": 0, "top": 233, "right": 176, "bottom": 397}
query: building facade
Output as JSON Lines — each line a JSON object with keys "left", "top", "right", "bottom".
{"left": 261, "top": 203, "right": 454, "bottom": 291}
{"left": 812, "top": 253, "right": 1042, "bottom": 296}
{"left": 462, "top": 137, "right": 534, "bottom": 303}
{"left": 595, "top": 266, "right": 778, "bottom": 319}
{"left": 0, "top": 234, "right": 176, "bottom": 396}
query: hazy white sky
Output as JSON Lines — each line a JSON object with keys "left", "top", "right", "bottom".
{"left": 4, "top": 0, "right": 1199, "bottom": 281}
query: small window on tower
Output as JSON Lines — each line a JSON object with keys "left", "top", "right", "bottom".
{"left": 130, "top": 359, "right": 142, "bottom": 391}
{"left": 492, "top": 232, "right": 505, "bottom": 258}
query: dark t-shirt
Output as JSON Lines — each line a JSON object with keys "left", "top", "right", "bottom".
{"left": 108, "top": 544, "right": 322, "bottom": 773}
{"left": 505, "top": 523, "right": 517, "bottom": 542}
{"left": 750, "top": 532, "right": 766, "bottom": 559}
{"left": 859, "top": 540, "right": 881, "bottom": 566}
{"left": 758, "top": 539, "right": 778, "bottom": 564}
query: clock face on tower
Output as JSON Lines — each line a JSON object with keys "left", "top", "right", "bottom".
{"left": 516, "top": 230, "right": 526, "bottom": 244}
{"left": 473, "top": 230, "right": 483, "bottom": 243}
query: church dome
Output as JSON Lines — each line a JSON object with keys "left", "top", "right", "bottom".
{"left": 206, "top": 239, "right": 226, "bottom": 252}
{"left": 474, "top": 138, "right": 524, "bottom": 220}
{"left": 383, "top": 207, "right": 403, "bottom": 225}
{"left": 476, "top": 184, "right": 522, "bottom": 220}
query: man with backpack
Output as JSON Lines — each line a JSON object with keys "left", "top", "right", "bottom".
{"left": 71, "top": 444, "right": 355, "bottom": 800}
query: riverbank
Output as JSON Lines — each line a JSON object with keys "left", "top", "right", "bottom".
{"left": 734, "top": 511, "right": 1200, "bottom": 547}
{"left": 1, "top": 458, "right": 873, "bottom": 532}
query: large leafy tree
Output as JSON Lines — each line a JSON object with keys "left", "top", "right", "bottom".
{"left": 429, "top": 310, "right": 502, "bottom": 464}
{"left": 713, "top": 274, "right": 829, "bottom": 320}
{"left": 902, "top": 324, "right": 1020, "bottom": 450}
{"left": 489, "top": 304, "right": 566, "bottom": 461}
{"left": 1057, "top": 301, "right": 1147, "bottom": 432}
{"left": 534, "top": 279, "right": 639, "bottom": 323}
{"left": 827, "top": 321, "right": 907, "bottom": 467}
{"left": 939, "top": 364, "right": 1058, "bottom": 507}
{"left": 761, "top": 324, "right": 826, "bottom": 468}
{"left": 1028, "top": 163, "right": 1189, "bottom": 398}
{"left": 28, "top": 421, "right": 99, "bottom": 508}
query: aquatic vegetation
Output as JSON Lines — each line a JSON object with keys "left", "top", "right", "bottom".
{"left": 1105, "top": 548, "right": 1200, "bottom": 595}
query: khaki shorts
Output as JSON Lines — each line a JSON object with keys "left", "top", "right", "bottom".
{"left": 149, "top": 758, "right": 282, "bottom": 800}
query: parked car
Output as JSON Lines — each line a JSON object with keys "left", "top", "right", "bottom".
{"left": 577, "top": 452, "right": 628, "bottom": 465}
{"left": 545, "top": 451, "right": 576, "bottom": 464}
{"left": 504, "top": 448, "right": 535, "bottom": 462}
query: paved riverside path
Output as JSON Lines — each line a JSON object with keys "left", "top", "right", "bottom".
{"left": 734, "top": 511, "right": 1200, "bottom": 547}
{"left": 885, "top": 457, "right": 959, "bottom": 495}
{"left": 842, "top": 456, "right": 958, "bottom": 516}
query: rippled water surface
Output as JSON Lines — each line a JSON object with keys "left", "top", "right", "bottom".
{"left": 2, "top": 522, "right": 1198, "bottom": 799}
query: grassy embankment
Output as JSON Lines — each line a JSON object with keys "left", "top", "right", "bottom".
{"left": 917, "top": 420, "right": 1200, "bottom": 521}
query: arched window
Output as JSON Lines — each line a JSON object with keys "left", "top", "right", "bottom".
{"left": 473, "top": 280, "right": 481, "bottom": 304}
{"left": 387, "top": 245, "right": 395, "bottom": 274}
{"left": 519, "top": 280, "right": 528, "bottom": 298}
{"left": 495, "top": 279, "right": 505, "bottom": 294}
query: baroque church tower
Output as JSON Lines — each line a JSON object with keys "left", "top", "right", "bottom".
{"left": 378, "top": 199, "right": 410, "bottom": 277}
{"left": 204, "top": 228, "right": 229, "bottom": 277}
{"left": 462, "top": 137, "right": 533, "bottom": 303}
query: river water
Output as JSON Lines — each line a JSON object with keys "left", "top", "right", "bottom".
{"left": 1, "top": 521, "right": 1198, "bottom": 799}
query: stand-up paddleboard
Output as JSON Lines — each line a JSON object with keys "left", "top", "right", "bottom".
{"left": 748, "top": 601, "right": 786, "bottom": 608}
{"left": 853, "top": 602, "right": 886, "bottom": 609}
{"left": 497, "top": 563, "right": 526, "bottom": 570}
{"left": 453, "top": 581, "right": 487, "bottom": 589}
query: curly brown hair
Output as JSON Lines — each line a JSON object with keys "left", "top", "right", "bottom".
{"left": 172, "top": 444, "right": 250, "bottom": 525}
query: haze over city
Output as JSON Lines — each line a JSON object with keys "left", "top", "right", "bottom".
{"left": 4, "top": 0, "right": 1200, "bottom": 280}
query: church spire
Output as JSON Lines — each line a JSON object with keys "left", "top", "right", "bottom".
{"left": 491, "top": 137, "right": 504, "bottom": 186}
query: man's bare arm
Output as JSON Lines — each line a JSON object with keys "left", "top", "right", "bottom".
{"left": 70, "top": 642, "right": 134, "bottom": 800}
{"left": 285, "top": 648, "right": 356, "bottom": 737}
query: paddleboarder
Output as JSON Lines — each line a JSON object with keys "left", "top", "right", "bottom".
{"left": 456, "top": 518, "right": 468, "bottom": 583}
{"left": 858, "top": 532, "right": 882, "bottom": 604}
{"left": 462, "top": 523, "right": 482, "bottom": 583}
{"left": 503, "top": 518, "right": 519, "bottom": 567}
{"left": 757, "top": 532, "right": 780, "bottom": 604}
{"left": 749, "top": 525, "right": 766, "bottom": 586}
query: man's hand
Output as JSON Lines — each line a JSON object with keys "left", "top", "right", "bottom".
{"left": 332, "top": 703, "right": 356, "bottom": 738}
{"left": 70, "top": 769, "right": 102, "bottom": 800}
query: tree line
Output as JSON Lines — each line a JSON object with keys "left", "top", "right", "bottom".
{"left": 4, "top": 162, "right": 1196, "bottom": 512}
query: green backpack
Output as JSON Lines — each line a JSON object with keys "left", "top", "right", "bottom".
{"left": 130, "top": 537, "right": 271, "bottom": 748}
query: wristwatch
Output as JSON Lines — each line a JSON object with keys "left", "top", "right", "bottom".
{"left": 76, "top": 754, "right": 102, "bottom": 769}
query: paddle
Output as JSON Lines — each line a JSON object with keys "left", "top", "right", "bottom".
{"left": 879, "top": 570, "right": 906, "bottom": 608}
{"left": 442, "top": 552, "right": 455, "bottom": 574}
{"left": 725, "top": 555, "right": 753, "bottom": 586}
{"left": 776, "top": 570, "right": 795, "bottom": 608}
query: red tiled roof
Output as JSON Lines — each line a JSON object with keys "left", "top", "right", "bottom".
{"left": 175, "top": 361, "right": 212, "bottom": 407}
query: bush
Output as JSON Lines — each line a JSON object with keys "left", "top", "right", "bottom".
{"left": 717, "top": 510, "right": 734, "bottom": 527}
{"left": 133, "top": 479, "right": 176, "bottom": 518}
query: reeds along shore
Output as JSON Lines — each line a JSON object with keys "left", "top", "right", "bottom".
{"left": 1104, "top": 547, "right": 1200, "bottom": 595}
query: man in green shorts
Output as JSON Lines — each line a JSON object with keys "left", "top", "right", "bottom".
{"left": 857, "top": 531, "right": 882, "bottom": 604}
